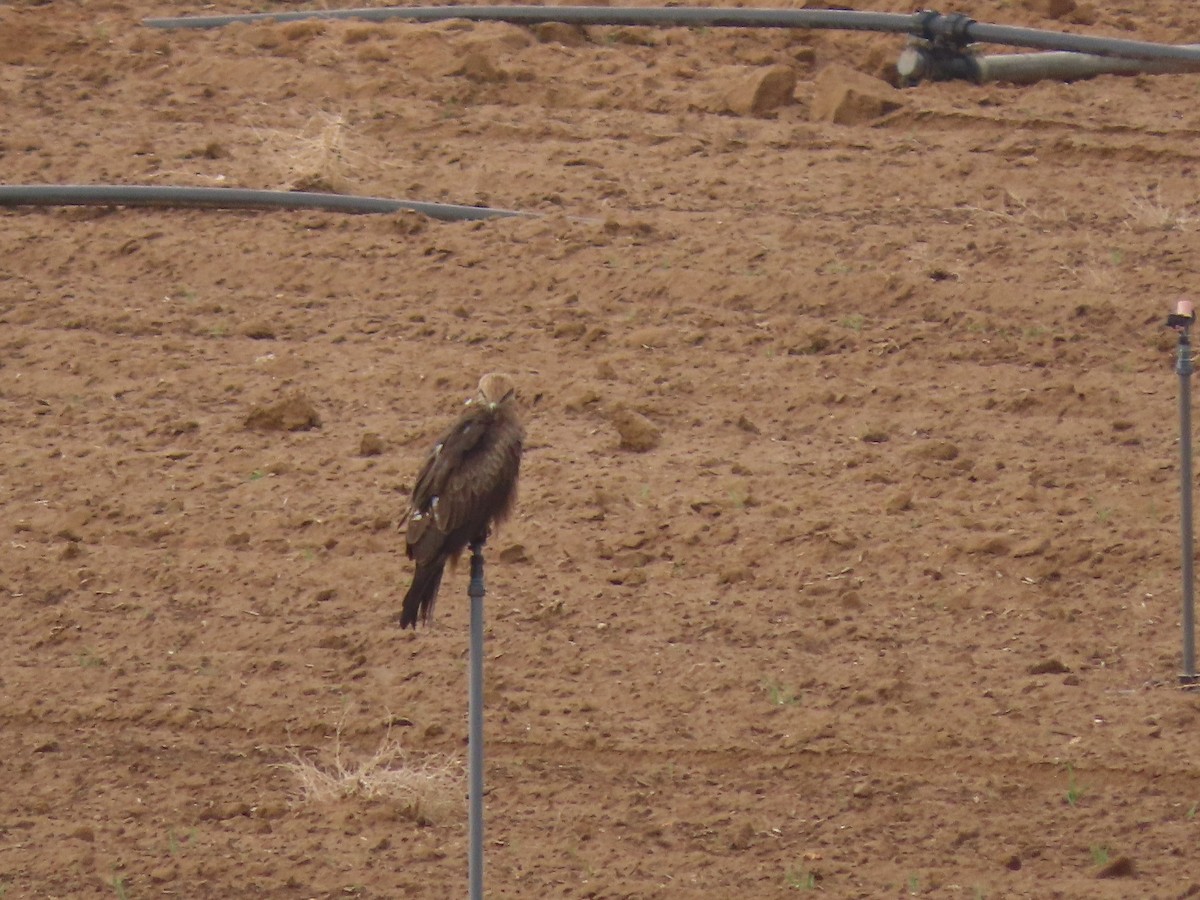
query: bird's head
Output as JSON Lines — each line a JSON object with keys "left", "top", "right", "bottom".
{"left": 474, "top": 372, "right": 517, "bottom": 410}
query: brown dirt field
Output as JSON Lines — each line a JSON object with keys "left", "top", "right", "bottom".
{"left": 3, "top": 0, "right": 1200, "bottom": 897}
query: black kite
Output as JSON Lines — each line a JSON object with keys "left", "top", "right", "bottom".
{"left": 399, "top": 373, "right": 525, "bottom": 628}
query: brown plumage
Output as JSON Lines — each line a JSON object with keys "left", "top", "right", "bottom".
{"left": 399, "top": 373, "right": 525, "bottom": 629}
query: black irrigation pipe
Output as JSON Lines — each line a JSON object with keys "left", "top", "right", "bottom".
{"left": 143, "top": 5, "right": 1200, "bottom": 64}
{"left": 0, "top": 184, "right": 528, "bottom": 222}
{"left": 144, "top": 4, "right": 924, "bottom": 33}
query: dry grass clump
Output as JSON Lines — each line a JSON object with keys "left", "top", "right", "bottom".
{"left": 1058, "top": 245, "right": 1121, "bottom": 292}
{"left": 280, "top": 728, "right": 462, "bottom": 825}
{"left": 256, "top": 111, "right": 377, "bottom": 193}
{"left": 1124, "top": 187, "right": 1194, "bottom": 232}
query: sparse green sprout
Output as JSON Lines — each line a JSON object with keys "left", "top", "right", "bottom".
{"left": 1086, "top": 495, "right": 1114, "bottom": 523}
{"left": 1090, "top": 845, "right": 1110, "bottom": 866}
{"left": 167, "top": 827, "right": 195, "bottom": 856}
{"left": 79, "top": 649, "right": 106, "bottom": 668}
{"left": 840, "top": 314, "right": 865, "bottom": 332}
{"left": 761, "top": 679, "right": 799, "bottom": 706}
{"left": 786, "top": 864, "right": 817, "bottom": 889}
{"left": 1064, "top": 763, "right": 1086, "bottom": 807}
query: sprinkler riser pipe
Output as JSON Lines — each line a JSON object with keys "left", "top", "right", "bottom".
{"left": 468, "top": 545, "right": 487, "bottom": 900}
{"left": 1179, "top": 336, "right": 1197, "bottom": 683}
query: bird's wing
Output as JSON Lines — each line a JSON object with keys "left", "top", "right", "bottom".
{"left": 459, "top": 412, "right": 523, "bottom": 522}
{"left": 406, "top": 406, "right": 491, "bottom": 558}
{"left": 410, "top": 410, "right": 488, "bottom": 510}
{"left": 432, "top": 413, "right": 522, "bottom": 534}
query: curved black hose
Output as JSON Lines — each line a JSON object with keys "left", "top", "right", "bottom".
{"left": 144, "top": 6, "right": 914, "bottom": 34}
{"left": 0, "top": 184, "right": 527, "bottom": 222}
{"left": 141, "top": 5, "right": 1200, "bottom": 63}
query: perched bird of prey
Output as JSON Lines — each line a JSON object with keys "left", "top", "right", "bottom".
{"left": 399, "top": 373, "right": 525, "bottom": 629}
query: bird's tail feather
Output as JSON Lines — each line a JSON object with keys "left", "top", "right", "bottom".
{"left": 400, "top": 558, "right": 447, "bottom": 629}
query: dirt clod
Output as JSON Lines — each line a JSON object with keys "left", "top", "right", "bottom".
{"left": 722, "top": 64, "right": 797, "bottom": 117}
{"left": 244, "top": 393, "right": 321, "bottom": 432}
{"left": 609, "top": 404, "right": 662, "bottom": 452}
{"left": 359, "top": 432, "right": 386, "bottom": 456}
{"left": 1096, "top": 856, "right": 1137, "bottom": 879}
{"left": 811, "top": 64, "right": 903, "bottom": 125}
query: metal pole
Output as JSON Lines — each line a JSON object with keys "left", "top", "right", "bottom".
{"left": 467, "top": 542, "right": 487, "bottom": 899}
{"left": 1169, "top": 302, "right": 1198, "bottom": 686}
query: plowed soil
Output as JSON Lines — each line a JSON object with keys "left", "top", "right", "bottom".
{"left": 3, "top": 1, "right": 1200, "bottom": 897}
